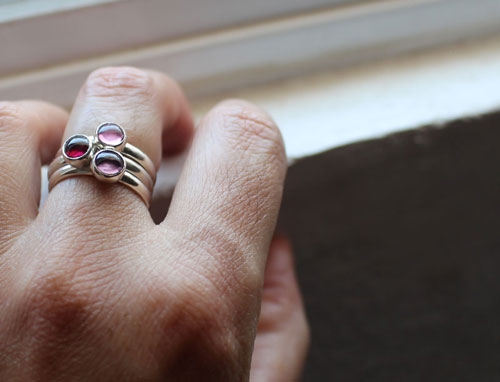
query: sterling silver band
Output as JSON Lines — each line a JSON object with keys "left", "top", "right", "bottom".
{"left": 47, "top": 122, "right": 155, "bottom": 207}
{"left": 49, "top": 163, "right": 152, "bottom": 207}
{"left": 48, "top": 155, "right": 154, "bottom": 191}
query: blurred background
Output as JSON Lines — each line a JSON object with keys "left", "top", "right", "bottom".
{"left": 2, "top": 0, "right": 500, "bottom": 380}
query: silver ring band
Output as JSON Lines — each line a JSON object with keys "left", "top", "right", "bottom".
{"left": 49, "top": 163, "right": 152, "bottom": 207}
{"left": 123, "top": 143, "right": 156, "bottom": 180}
{"left": 47, "top": 122, "right": 155, "bottom": 207}
{"left": 48, "top": 155, "right": 154, "bottom": 192}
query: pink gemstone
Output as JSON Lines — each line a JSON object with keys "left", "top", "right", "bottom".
{"left": 94, "top": 150, "right": 124, "bottom": 176}
{"left": 97, "top": 123, "right": 124, "bottom": 146}
{"left": 64, "top": 136, "right": 89, "bottom": 158}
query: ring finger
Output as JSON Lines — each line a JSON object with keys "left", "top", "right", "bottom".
{"left": 41, "top": 67, "right": 193, "bottom": 237}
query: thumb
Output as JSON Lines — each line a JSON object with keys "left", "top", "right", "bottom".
{"left": 250, "top": 237, "right": 310, "bottom": 381}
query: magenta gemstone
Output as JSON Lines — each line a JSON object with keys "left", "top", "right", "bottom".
{"left": 64, "top": 136, "right": 90, "bottom": 158}
{"left": 94, "top": 150, "right": 124, "bottom": 176}
{"left": 97, "top": 123, "right": 125, "bottom": 146}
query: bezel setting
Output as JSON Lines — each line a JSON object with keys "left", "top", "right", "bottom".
{"left": 62, "top": 134, "right": 92, "bottom": 168}
{"left": 90, "top": 149, "right": 126, "bottom": 183}
{"left": 96, "top": 122, "right": 126, "bottom": 151}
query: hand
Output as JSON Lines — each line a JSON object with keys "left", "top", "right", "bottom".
{"left": 0, "top": 67, "right": 309, "bottom": 381}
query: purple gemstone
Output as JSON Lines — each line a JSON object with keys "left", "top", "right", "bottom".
{"left": 97, "top": 123, "right": 125, "bottom": 146}
{"left": 94, "top": 150, "right": 124, "bottom": 176}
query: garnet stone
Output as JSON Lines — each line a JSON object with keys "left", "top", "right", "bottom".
{"left": 64, "top": 135, "right": 90, "bottom": 159}
{"left": 94, "top": 150, "right": 124, "bottom": 177}
{"left": 97, "top": 123, "right": 125, "bottom": 146}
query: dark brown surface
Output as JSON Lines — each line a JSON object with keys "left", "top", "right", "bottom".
{"left": 279, "top": 112, "right": 500, "bottom": 382}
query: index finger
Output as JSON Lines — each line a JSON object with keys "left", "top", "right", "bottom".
{"left": 162, "top": 99, "right": 287, "bottom": 292}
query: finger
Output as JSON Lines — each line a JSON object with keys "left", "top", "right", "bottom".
{"left": 162, "top": 95, "right": 193, "bottom": 156}
{"left": 42, "top": 67, "right": 193, "bottom": 228}
{"left": 0, "top": 101, "right": 67, "bottom": 244}
{"left": 164, "top": 100, "right": 287, "bottom": 288}
{"left": 250, "top": 237, "right": 310, "bottom": 382}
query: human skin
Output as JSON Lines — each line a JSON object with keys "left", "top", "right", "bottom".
{"left": 0, "top": 67, "right": 309, "bottom": 381}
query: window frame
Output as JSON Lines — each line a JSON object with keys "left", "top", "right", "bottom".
{"left": 1, "top": 0, "right": 500, "bottom": 107}
{"left": 0, "top": 0, "right": 349, "bottom": 76}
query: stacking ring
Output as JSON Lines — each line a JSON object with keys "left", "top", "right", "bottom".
{"left": 48, "top": 123, "right": 156, "bottom": 207}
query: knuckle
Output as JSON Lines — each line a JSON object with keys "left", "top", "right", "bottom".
{"left": 20, "top": 269, "right": 96, "bottom": 341}
{"left": 171, "top": 286, "right": 252, "bottom": 374}
{"left": 212, "top": 99, "right": 285, "bottom": 160}
{"left": 259, "top": 286, "right": 308, "bottom": 334}
{"left": 132, "top": 276, "right": 251, "bottom": 377}
{"left": 84, "top": 66, "right": 154, "bottom": 99}
{"left": 195, "top": 323, "right": 249, "bottom": 376}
